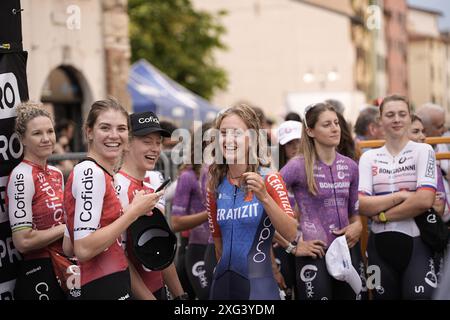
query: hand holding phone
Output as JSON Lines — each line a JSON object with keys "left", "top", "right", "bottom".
{"left": 155, "top": 178, "right": 171, "bottom": 193}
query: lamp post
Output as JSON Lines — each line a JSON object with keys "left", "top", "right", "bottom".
{"left": 302, "top": 68, "right": 340, "bottom": 89}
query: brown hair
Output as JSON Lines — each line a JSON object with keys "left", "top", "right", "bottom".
{"left": 301, "top": 102, "right": 337, "bottom": 195}
{"left": 15, "top": 102, "right": 54, "bottom": 139}
{"left": 379, "top": 94, "right": 410, "bottom": 115}
{"left": 84, "top": 97, "right": 130, "bottom": 143}
{"left": 411, "top": 114, "right": 423, "bottom": 124}
{"left": 336, "top": 111, "right": 356, "bottom": 161}
{"left": 207, "top": 104, "right": 270, "bottom": 194}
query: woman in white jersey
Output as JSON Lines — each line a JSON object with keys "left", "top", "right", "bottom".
{"left": 114, "top": 111, "right": 186, "bottom": 300}
{"left": 7, "top": 103, "right": 67, "bottom": 300}
{"left": 358, "top": 94, "right": 439, "bottom": 299}
{"left": 64, "top": 98, "right": 162, "bottom": 299}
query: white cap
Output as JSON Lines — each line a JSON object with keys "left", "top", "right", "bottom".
{"left": 325, "top": 235, "right": 362, "bottom": 294}
{"left": 278, "top": 121, "right": 302, "bottom": 145}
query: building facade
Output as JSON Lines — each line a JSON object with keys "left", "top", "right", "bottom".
{"left": 192, "top": 0, "right": 366, "bottom": 123}
{"left": 21, "top": 0, "right": 130, "bottom": 150}
{"left": 408, "top": 6, "right": 449, "bottom": 115}
{"left": 384, "top": 0, "right": 408, "bottom": 96}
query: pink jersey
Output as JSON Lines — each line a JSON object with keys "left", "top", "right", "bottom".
{"left": 7, "top": 160, "right": 64, "bottom": 260}
{"left": 64, "top": 159, "right": 127, "bottom": 286}
{"left": 115, "top": 170, "right": 165, "bottom": 293}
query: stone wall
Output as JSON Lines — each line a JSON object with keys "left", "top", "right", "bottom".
{"left": 102, "top": 0, "right": 131, "bottom": 110}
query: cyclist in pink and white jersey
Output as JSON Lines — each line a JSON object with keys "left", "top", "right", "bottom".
{"left": 115, "top": 111, "right": 185, "bottom": 300}
{"left": 7, "top": 103, "right": 66, "bottom": 300}
{"left": 64, "top": 98, "right": 162, "bottom": 300}
{"left": 358, "top": 95, "right": 439, "bottom": 299}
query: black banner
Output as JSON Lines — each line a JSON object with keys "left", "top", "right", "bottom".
{"left": 0, "top": 51, "right": 28, "bottom": 300}
{"left": 0, "top": 0, "right": 23, "bottom": 53}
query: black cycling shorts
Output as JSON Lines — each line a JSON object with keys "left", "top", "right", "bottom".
{"left": 80, "top": 269, "right": 132, "bottom": 300}
{"left": 14, "top": 258, "right": 66, "bottom": 300}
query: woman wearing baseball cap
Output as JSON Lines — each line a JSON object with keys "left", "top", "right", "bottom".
{"left": 114, "top": 111, "right": 186, "bottom": 300}
{"left": 272, "top": 120, "right": 302, "bottom": 299}
{"left": 64, "top": 98, "right": 162, "bottom": 299}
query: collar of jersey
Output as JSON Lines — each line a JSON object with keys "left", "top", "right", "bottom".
{"left": 81, "top": 157, "right": 113, "bottom": 177}
{"left": 22, "top": 159, "right": 49, "bottom": 173}
{"left": 118, "top": 170, "right": 144, "bottom": 186}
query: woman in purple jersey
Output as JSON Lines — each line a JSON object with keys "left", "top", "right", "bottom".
{"left": 280, "top": 102, "right": 365, "bottom": 300}
{"left": 170, "top": 123, "right": 212, "bottom": 299}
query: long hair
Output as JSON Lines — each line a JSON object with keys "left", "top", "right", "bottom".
{"left": 207, "top": 104, "right": 270, "bottom": 194}
{"left": 336, "top": 112, "right": 357, "bottom": 161}
{"left": 301, "top": 102, "right": 337, "bottom": 195}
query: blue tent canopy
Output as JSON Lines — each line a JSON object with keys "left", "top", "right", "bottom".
{"left": 128, "top": 59, "right": 220, "bottom": 124}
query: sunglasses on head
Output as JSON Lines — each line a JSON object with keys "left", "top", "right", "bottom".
{"left": 303, "top": 103, "right": 322, "bottom": 128}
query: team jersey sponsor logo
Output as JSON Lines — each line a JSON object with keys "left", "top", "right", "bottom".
{"left": 372, "top": 166, "right": 378, "bottom": 176}
{"left": 37, "top": 172, "right": 63, "bottom": 225}
{"left": 398, "top": 156, "right": 407, "bottom": 164}
{"left": 12, "top": 173, "right": 26, "bottom": 220}
{"left": 300, "top": 264, "right": 318, "bottom": 299}
{"left": 216, "top": 203, "right": 259, "bottom": 221}
{"left": 378, "top": 164, "right": 415, "bottom": 175}
{"left": 218, "top": 193, "right": 232, "bottom": 200}
{"left": 253, "top": 216, "right": 272, "bottom": 263}
{"left": 192, "top": 261, "right": 208, "bottom": 288}
{"left": 425, "top": 258, "right": 438, "bottom": 289}
{"left": 318, "top": 181, "right": 350, "bottom": 189}
{"left": 79, "top": 168, "right": 94, "bottom": 222}
{"left": 425, "top": 150, "right": 435, "bottom": 179}
{"left": 138, "top": 116, "right": 160, "bottom": 124}
{"left": 266, "top": 174, "right": 294, "bottom": 217}
{"left": 337, "top": 171, "right": 348, "bottom": 180}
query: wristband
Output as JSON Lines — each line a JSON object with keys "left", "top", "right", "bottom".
{"left": 285, "top": 240, "right": 298, "bottom": 254}
{"left": 378, "top": 211, "right": 388, "bottom": 223}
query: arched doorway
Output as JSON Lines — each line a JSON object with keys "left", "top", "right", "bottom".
{"left": 41, "top": 66, "right": 84, "bottom": 152}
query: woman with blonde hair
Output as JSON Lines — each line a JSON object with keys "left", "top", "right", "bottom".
{"left": 206, "top": 104, "right": 298, "bottom": 300}
{"left": 7, "top": 102, "right": 67, "bottom": 299}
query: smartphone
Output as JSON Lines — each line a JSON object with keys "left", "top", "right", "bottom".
{"left": 155, "top": 178, "right": 171, "bottom": 193}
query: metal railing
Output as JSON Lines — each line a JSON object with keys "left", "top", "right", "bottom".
{"left": 357, "top": 137, "right": 450, "bottom": 160}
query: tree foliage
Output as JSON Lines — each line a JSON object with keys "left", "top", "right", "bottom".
{"left": 128, "top": 0, "right": 228, "bottom": 99}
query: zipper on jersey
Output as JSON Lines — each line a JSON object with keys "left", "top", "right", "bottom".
{"left": 228, "top": 185, "right": 238, "bottom": 270}
{"left": 329, "top": 166, "right": 343, "bottom": 230}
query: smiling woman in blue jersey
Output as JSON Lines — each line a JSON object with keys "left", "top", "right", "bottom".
{"left": 206, "top": 104, "right": 298, "bottom": 300}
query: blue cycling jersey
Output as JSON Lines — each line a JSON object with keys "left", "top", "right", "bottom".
{"left": 207, "top": 171, "right": 294, "bottom": 300}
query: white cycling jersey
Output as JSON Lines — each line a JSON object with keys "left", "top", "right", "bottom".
{"left": 358, "top": 141, "right": 437, "bottom": 237}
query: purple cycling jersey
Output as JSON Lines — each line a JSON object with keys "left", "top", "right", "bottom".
{"left": 172, "top": 168, "right": 210, "bottom": 244}
{"left": 280, "top": 153, "right": 359, "bottom": 246}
